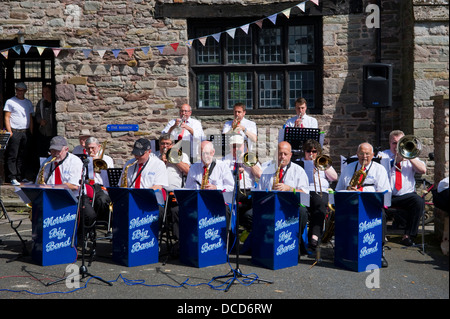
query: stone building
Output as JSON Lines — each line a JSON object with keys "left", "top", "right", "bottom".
{"left": 0, "top": 0, "right": 448, "bottom": 186}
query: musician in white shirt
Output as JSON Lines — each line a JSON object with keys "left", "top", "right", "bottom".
{"left": 223, "top": 103, "right": 257, "bottom": 145}
{"left": 284, "top": 97, "right": 318, "bottom": 129}
{"left": 378, "top": 130, "right": 426, "bottom": 246}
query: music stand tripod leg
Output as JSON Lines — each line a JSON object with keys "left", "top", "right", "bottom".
{"left": 1, "top": 199, "right": 30, "bottom": 262}
{"left": 211, "top": 164, "right": 273, "bottom": 292}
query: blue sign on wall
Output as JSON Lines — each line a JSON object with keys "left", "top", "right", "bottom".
{"left": 107, "top": 124, "right": 139, "bottom": 132}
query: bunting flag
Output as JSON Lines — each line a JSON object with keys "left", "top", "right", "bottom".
{"left": 0, "top": 1, "right": 318, "bottom": 60}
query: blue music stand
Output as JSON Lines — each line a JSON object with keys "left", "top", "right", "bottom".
{"left": 108, "top": 188, "right": 161, "bottom": 267}
{"left": 21, "top": 186, "right": 78, "bottom": 266}
{"left": 174, "top": 189, "right": 227, "bottom": 268}
{"left": 251, "top": 190, "right": 308, "bottom": 270}
{"left": 334, "top": 191, "right": 386, "bottom": 272}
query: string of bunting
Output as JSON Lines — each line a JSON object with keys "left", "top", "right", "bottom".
{"left": 0, "top": 0, "right": 319, "bottom": 60}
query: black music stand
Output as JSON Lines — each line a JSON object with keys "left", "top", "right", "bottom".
{"left": 0, "top": 132, "right": 11, "bottom": 151}
{"left": 283, "top": 127, "right": 320, "bottom": 163}
{"left": 107, "top": 168, "right": 122, "bottom": 187}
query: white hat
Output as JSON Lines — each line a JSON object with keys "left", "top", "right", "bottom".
{"left": 229, "top": 134, "right": 244, "bottom": 145}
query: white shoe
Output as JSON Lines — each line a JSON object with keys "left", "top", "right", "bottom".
{"left": 11, "top": 179, "right": 20, "bottom": 186}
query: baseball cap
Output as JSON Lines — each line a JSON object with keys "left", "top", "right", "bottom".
{"left": 49, "top": 136, "right": 68, "bottom": 151}
{"left": 15, "top": 82, "right": 27, "bottom": 90}
{"left": 132, "top": 138, "right": 151, "bottom": 156}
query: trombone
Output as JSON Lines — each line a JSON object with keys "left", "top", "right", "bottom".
{"left": 164, "top": 140, "right": 183, "bottom": 164}
{"left": 313, "top": 155, "right": 332, "bottom": 195}
{"left": 397, "top": 135, "right": 422, "bottom": 160}
{"left": 93, "top": 141, "right": 108, "bottom": 173}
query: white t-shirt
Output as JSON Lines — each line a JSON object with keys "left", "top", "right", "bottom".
{"left": 3, "top": 96, "right": 34, "bottom": 129}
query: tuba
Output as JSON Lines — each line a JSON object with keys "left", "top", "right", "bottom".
{"left": 397, "top": 135, "right": 422, "bottom": 159}
{"left": 93, "top": 141, "right": 108, "bottom": 173}
{"left": 120, "top": 160, "right": 137, "bottom": 188}
{"left": 37, "top": 157, "right": 56, "bottom": 184}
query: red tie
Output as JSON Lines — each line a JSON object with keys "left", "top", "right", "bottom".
{"left": 395, "top": 162, "right": 402, "bottom": 191}
{"left": 279, "top": 167, "right": 284, "bottom": 182}
{"left": 178, "top": 120, "right": 185, "bottom": 140}
{"left": 54, "top": 163, "right": 62, "bottom": 185}
{"left": 134, "top": 163, "right": 143, "bottom": 189}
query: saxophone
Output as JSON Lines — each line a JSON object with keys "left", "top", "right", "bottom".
{"left": 200, "top": 166, "right": 210, "bottom": 189}
{"left": 348, "top": 167, "right": 367, "bottom": 190}
{"left": 273, "top": 161, "right": 282, "bottom": 189}
{"left": 37, "top": 157, "right": 56, "bottom": 184}
{"left": 120, "top": 160, "right": 137, "bottom": 188}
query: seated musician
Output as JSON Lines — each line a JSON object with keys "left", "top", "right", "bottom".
{"left": 335, "top": 142, "right": 391, "bottom": 267}
{"left": 222, "top": 134, "right": 262, "bottom": 232}
{"left": 300, "top": 139, "right": 338, "bottom": 250}
{"left": 378, "top": 130, "right": 427, "bottom": 246}
{"left": 157, "top": 134, "right": 191, "bottom": 240}
{"left": 120, "top": 138, "right": 168, "bottom": 190}
{"left": 84, "top": 136, "right": 114, "bottom": 225}
{"left": 223, "top": 103, "right": 257, "bottom": 144}
{"left": 72, "top": 129, "right": 92, "bottom": 156}
{"left": 35, "top": 136, "right": 95, "bottom": 226}
{"left": 257, "top": 141, "right": 310, "bottom": 252}
{"left": 184, "top": 141, "right": 234, "bottom": 192}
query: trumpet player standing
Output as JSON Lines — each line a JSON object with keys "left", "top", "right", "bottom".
{"left": 378, "top": 130, "right": 427, "bottom": 246}
{"left": 301, "top": 139, "right": 338, "bottom": 250}
{"left": 223, "top": 103, "right": 257, "bottom": 145}
{"left": 284, "top": 97, "right": 318, "bottom": 128}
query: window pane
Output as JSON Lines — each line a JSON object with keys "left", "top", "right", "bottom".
{"left": 258, "top": 28, "right": 282, "bottom": 64}
{"left": 196, "top": 28, "right": 221, "bottom": 64}
{"left": 198, "top": 73, "right": 221, "bottom": 108}
{"left": 289, "top": 71, "right": 315, "bottom": 108}
{"left": 228, "top": 31, "right": 252, "bottom": 64}
{"left": 259, "top": 72, "right": 283, "bottom": 108}
{"left": 228, "top": 72, "right": 252, "bottom": 108}
{"left": 288, "top": 25, "right": 315, "bottom": 64}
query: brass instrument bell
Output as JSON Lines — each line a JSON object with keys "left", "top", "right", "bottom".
{"left": 397, "top": 135, "right": 422, "bottom": 159}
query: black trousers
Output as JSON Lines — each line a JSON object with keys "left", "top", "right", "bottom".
{"left": 307, "top": 191, "right": 329, "bottom": 240}
{"left": 391, "top": 192, "right": 425, "bottom": 238}
{"left": 5, "top": 130, "right": 31, "bottom": 181}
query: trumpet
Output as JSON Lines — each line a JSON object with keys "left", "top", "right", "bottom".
{"left": 93, "top": 141, "right": 108, "bottom": 173}
{"left": 37, "top": 157, "right": 56, "bottom": 184}
{"left": 172, "top": 116, "right": 186, "bottom": 136}
{"left": 231, "top": 117, "right": 241, "bottom": 132}
{"left": 120, "top": 159, "right": 137, "bottom": 188}
{"left": 397, "top": 135, "right": 422, "bottom": 159}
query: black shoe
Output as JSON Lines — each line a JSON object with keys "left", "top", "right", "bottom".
{"left": 308, "top": 238, "right": 318, "bottom": 251}
{"left": 400, "top": 236, "right": 413, "bottom": 246}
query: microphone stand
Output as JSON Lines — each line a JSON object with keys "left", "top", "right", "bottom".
{"left": 47, "top": 158, "right": 111, "bottom": 287}
{"left": 212, "top": 154, "right": 272, "bottom": 292}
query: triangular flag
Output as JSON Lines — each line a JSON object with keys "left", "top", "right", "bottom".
{"left": 310, "top": 0, "right": 319, "bottom": 5}
{"left": 52, "top": 48, "right": 62, "bottom": 57}
{"left": 36, "top": 47, "right": 45, "bottom": 56}
{"left": 212, "top": 33, "right": 221, "bottom": 43}
{"left": 170, "top": 43, "right": 179, "bottom": 51}
{"left": 141, "top": 46, "right": 150, "bottom": 55}
{"left": 125, "top": 48, "right": 135, "bottom": 57}
{"left": 12, "top": 46, "right": 21, "bottom": 55}
{"left": 1, "top": 50, "right": 8, "bottom": 59}
{"left": 82, "top": 49, "right": 91, "bottom": 58}
{"left": 255, "top": 20, "right": 263, "bottom": 29}
{"left": 22, "top": 45, "right": 32, "bottom": 54}
{"left": 199, "top": 37, "right": 207, "bottom": 46}
{"left": 185, "top": 40, "right": 193, "bottom": 49}
{"left": 241, "top": 24, "right": 250, "bottom": 34}
{"left": 268, "top": 14, "right": 277, "bottom": 25}
{"left": 156, "top": 45, "right": 165, "bottom": 54}
{"left": 112, "top": 49, "right": 121, "bottom": 58}
{"left": 226, "top": 28, "right": 236, "bottom": 39}
{"left": 96, "top": 49, "right": 106, "bottom": 58}
{"left": 297, "top": 2, "right": 306, "bottom": 12}
{"left": 282, "top": 8, "right": 291, "bottom": 19}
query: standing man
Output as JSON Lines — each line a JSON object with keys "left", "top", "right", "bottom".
{"left": 35, "top": 85, "right": 54, "bottom": 156}
{"left": 3, "top": 82, "right": 34, "bottom": 185}
{"left": 120, "top": 138, "right": 168, "bottom": 190}
{"left": 285, "top": 97, "right": 318, "bottom": 128}
{"left": 162, "top": 103, "right": 205, "bottom": 161}
{"left": 378, "top": 130, "right": 427, "bottom": 246}
{"left": 223, "top": 103, "right": 257, "bottom": 145}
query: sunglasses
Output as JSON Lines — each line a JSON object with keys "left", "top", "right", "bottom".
{"left": 305, "top": 150, "right": 318, "bottom": 153}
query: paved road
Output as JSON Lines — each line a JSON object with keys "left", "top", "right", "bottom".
{"left": 1, "top": 210, "right": 448, "bottom": 309}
